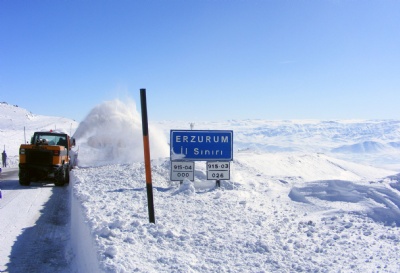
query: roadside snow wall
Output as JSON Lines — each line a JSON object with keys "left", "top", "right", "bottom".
{"left": 70, "top": 171, "right": 102, "bottom": 273}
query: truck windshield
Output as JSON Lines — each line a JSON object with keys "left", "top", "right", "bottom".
{"left": 32, "top": 134, "right": 67, "bottom": 148}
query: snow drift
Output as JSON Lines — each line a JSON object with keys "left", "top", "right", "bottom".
{"left": 70, "top": 152, "right": 400, "bottom": 272}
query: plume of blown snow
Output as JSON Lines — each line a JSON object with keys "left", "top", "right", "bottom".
{"left": 73, "top": 99, "right": 168, "bottom": 167}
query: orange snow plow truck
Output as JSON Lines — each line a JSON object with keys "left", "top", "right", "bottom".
{"left": 19, "top": 130, "right": 77, "bottom": 186}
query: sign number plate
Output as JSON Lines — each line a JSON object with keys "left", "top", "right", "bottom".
{"left": 207, "top": 161, "right": 230, "bottom": 180}
{"left": 171, "top": 161, "right": 195, "bottom": 181}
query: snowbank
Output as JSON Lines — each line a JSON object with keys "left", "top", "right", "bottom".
{"left": 70, "top": 176, "right": 102, "bottom": 273}
{"left": 66, "top": 101, "right": 400, "bottom": 272}
{"left": 69, "top": 153, "right": 400, "bottom": 272}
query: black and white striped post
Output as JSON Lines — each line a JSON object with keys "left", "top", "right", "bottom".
{"left": 140, "top": 88, "right": 155, "bottom": 224}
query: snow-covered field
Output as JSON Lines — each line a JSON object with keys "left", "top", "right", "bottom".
{"left": 1, "top": 101, "right": 400, "bottom": 272}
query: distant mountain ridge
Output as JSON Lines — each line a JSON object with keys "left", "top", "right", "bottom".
{"left": 2, "top": 102, "right": 400, "bottom": 169}
{"left": 331, "top": 141, "right": 392, "bottom": 153}
{"left": 232, "top": 119, "right": 400, "bottom": 142}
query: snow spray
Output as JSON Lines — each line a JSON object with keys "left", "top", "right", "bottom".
{"left": 72, "top": 99, "right": 168, "bottom": 167}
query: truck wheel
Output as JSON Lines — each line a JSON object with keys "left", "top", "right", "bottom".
{"left": 66, "top": 164, "right": 70, "bottom": 184}
{"left": 54, "top": 166, "right": 66, "bottom": 187}
{"left": 19, "top": 170, "right": 31, "bottom": 186}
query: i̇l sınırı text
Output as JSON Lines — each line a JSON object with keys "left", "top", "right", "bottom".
{"left": 179, "top": 146, "right": 224, "bottom": 156}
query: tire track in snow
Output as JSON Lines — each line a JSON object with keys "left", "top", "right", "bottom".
{"left": 5, "top": 186, "right": 72, "bottom": 273}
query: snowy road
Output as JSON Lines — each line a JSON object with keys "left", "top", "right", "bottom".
{"left": 0, "top": 168, "right": 72, "bottom": 273}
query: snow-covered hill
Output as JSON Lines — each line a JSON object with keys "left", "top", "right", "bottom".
{"left": 1, "top": 100, "right": 400, "bottom": 272}
{"left": 0, "top": 102, "right": 79, "bottom": 167}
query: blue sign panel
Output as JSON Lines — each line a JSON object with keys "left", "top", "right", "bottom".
{"left": 170, "top": 130, "right": 233, "bottom": 161}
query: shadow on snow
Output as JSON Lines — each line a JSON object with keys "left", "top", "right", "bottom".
{"left": 5, "top": 186, "right": 72, "bottom": 273}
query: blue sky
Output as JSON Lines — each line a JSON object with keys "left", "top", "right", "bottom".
{"left": 1, "top": 0, "right": 399, "bottom": 122}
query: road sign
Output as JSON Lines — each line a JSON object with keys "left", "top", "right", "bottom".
{"left": 170, "top": 161, "right": 195, "bottom": 181}
{"left": 170, "top": 130, "right": 233, "bottom": 161}
{"left": 207, "top": 161, "right": 230, "bottom": 180}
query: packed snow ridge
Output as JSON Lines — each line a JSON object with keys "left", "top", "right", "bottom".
{"left": 1, "top": 100, "right": 400, "bottom": 272}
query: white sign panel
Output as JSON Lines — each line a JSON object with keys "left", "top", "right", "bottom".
{"left": 171, "top": 161, "right": 195, "bottom": 181}
{"left": 207, "top": 161, "right": 230, "bottom": 180}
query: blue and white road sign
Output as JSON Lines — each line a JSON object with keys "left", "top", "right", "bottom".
{"left": 170, "top": 130, "right": 233, "bottom": 161}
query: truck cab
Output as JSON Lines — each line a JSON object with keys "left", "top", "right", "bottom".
{"left": 19, "top": 130, "right": 77, "bottom": 186}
